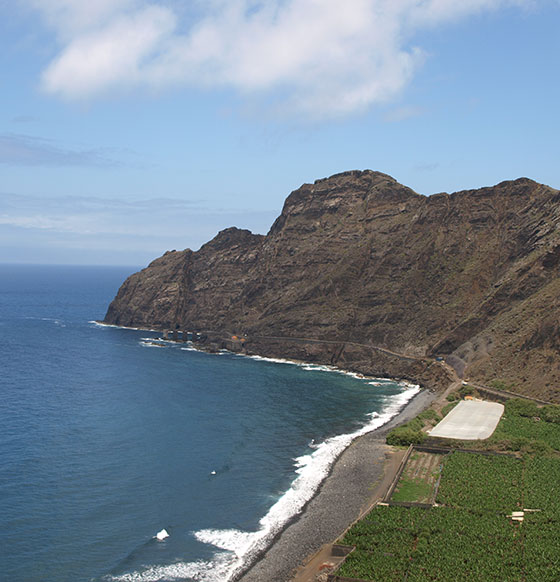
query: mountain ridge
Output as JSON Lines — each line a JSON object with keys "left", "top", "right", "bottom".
{"left": 104, "top": 170, "right": 560, "bottom": 401}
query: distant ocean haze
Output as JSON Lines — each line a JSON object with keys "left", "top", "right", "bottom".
{"left": 0, "top": 264, "right": 417, "bottom": 582}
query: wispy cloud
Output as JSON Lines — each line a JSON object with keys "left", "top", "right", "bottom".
{"left": 0, "top": 188, "right": 276, "bottom": 263}
{"left": 0, "top": 133, "right": 120, "bottom": 167}
{"left": 1, "top": 192, "right": 194, "bottom": 235}
{"left": 0, "top": 191, "right": 275, "bottom": 242}
{"left": 27, "top": 0, "right": 531, "bottom": 118}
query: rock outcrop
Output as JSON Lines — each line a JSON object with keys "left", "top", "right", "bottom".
{"left": 105, "top": 170, "right": 560, "bottom": 401}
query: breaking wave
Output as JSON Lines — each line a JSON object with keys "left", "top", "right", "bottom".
{"left": 88, "top": 321, "right": 156, "bottom": 331}
{"left": 140, "top": 341, "right": 166, "bottom": 349}
{"left": 107, "top": 382, "right": 419, "bottom": 582}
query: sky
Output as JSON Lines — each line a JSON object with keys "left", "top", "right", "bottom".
{"left": 0, "top": 0, "right": 559, "bottom": 266}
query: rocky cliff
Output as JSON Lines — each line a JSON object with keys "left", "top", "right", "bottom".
{"left": 105, "top": 170, "right": 560, "bottom": 401}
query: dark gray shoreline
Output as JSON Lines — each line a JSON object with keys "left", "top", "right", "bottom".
{"left": 95, "top": 323, "right": 438, "bottom": 581}
{"left": 236, "top": 388, "right": 436, "bottom": 582}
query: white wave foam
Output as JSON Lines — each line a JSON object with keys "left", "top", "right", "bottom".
{"left": 301, "top": 364, "right": 333, "bottom": 372}
{"left": 89, "top": 321, "right": 156, "bottom": 332}
{"left": 246, "top": 355, "right": 381, "bottom": 383}
{"left": 141, "top": 337, "right": 179, "bottom": 344}
{"left": 188, "top": 382, "right": 420, "bottom": 581}
{"left": 201, "top": 349, "right": 400, "bottom": 390}
{"left": 140, "top": 341, "right": 166, "bottom": 349}
{"left": 243, "top": 355, "right": 372, "bottom": 381}
{"left": 242, "top": 354, "right": 297, "bottom": 365}
{"left": 400, "top": 381, "right": 421, "bottom": 390}
{"left": 107, "top": 554, "right": 234, "bottom": 582}
{"left": 303, "top": 364, "right": 372, "bottom": 381}
{"left": 110, "top": 381, "right": 419, "bottom": 582}
{"left": 108, "top": 371, "right": 420, "bottom": 582}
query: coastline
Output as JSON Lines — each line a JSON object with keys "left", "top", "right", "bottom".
{"left": 92, "top": 322, "right": 442, "bottom": 581}
{"left": 93, "top": 320, "right": 455, "bottom": 394}
{"left": 236, "top": 388, "right": 435, "bottom": 582}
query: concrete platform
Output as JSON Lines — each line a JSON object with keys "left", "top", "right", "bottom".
{"left": 429, "top": 400, "right": 504, "bottom": 440}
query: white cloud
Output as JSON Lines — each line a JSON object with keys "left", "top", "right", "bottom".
{"left": 29, "top": 0, "right": 532, "bottom": 117}
{"left": 41, "top": 5, "right": 176, "bottom": 98}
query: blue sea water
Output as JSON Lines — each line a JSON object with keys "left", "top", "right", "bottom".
{"left": 0, "top": 264, "right": 418, "bottom": 582}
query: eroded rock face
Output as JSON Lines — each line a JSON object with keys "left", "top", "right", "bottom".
{"left": 105, "top": 170, "right": 560, "bottom": 400}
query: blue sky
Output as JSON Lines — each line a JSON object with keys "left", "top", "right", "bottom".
{"left": 1, "top": 0, "right": 559, "bottom": 266}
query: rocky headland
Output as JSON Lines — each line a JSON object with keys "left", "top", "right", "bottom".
{"left": 105, "top": 170, "right": 560, "bottom": 402}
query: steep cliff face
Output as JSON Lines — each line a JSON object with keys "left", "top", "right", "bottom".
{"left": 105, "top": 170, "right": 560, "bottom": 401}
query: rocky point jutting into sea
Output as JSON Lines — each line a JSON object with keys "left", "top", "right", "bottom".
{"left": 105, "top": 170, "right": 560, "bottom": 402}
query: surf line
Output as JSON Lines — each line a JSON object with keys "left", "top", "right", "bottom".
{"left": 107, "top": 383, "right": 420, "bottom": 582}
{"left": 93, "top": 323, "right": 421, "bottom": 582}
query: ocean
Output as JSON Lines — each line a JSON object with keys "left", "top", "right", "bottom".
{"left": 0, "top": 264, "right": 418, "bottom": 582}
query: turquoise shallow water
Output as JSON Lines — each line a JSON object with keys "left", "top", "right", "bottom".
{"left": 0, "top": 264, "right": 417, "bottom": 582}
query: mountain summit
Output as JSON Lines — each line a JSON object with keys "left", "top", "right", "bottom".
{"left": 105, "top": 170, "right": 560, "bottom": 401}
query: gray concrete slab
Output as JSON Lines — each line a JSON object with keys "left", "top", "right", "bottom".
{"left": 429, "top": 400, "right": 504, "bottom": 440}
